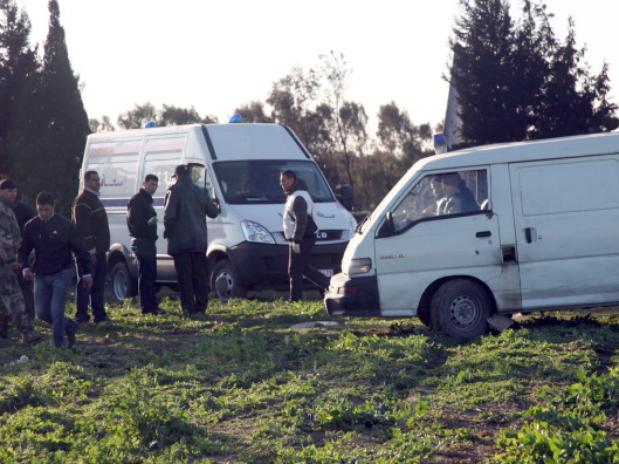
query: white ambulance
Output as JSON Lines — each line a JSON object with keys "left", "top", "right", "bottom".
{"left": 80, "top": 123, "right": 357, "bottom": 301}
{"left": 325, "top": 131, "right": 619, "bottom": 340}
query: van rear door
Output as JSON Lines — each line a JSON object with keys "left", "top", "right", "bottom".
{"left": 509, "top": 156, "right": 619, "bottom": 309}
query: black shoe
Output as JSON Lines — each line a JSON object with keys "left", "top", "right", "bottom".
{"left": 76, "top": 316, "right": 90, "bottom": 324}
{"left": 94, "top": 317, "right": 111, "bottom": 325}
{"left": 66, "top": 324, "right": 78, "bottom": 348}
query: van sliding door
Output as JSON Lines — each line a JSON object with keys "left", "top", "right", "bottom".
{"left": 509, "top": 156, "right": 619, "bottom": 310}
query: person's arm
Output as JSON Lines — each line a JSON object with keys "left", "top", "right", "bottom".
{"left": 68, "top": 223, "right": 92, "bottom": 278}
{"left": 291, "top": 196, "right": 308, "bottom": 242}
{"left": 127, "top": 197, "right": 149, "bottom": 237}
{"left": 204, "top": 191, "right": 220, "bottom": 219}
{"left": 74, "top": 201, "right": 96, "bottom": 255}
{"left": 163, "top": 188, "right": 178, "bottom": 238}
{"left": 18, "top": 222, "right": 35, "bottom": 270}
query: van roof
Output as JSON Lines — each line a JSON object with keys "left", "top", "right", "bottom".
{"left": 87, "top": 123, "right": 310, "bottom": 161}
{"left": 416, "top": 130, "right": 619, "bottom": 172}
{"left": 204, "top": 124, "right": 309, "bottom": 160}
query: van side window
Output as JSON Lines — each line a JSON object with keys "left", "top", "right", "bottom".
{"left": 87, "top": 140, "right": 140, "bottom": 201}
{"left": 391, "top": 170, "right": 488, "bottom": 233}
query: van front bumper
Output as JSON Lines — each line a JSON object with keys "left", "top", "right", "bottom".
{"left": 324, "top": 273, "right": 381, "bottom": 316}
{"left": 227, "top": 241, "right": 347, "bottom": 289}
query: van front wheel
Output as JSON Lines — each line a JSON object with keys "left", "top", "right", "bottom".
{"left": 210, "top": 260, "right": 247, "bottom": 301}
{"left": 431, "top": 279, "right": 492, "bottom": 341}
{"left": 109, "top": 260, "right": 137, "bottom": 303}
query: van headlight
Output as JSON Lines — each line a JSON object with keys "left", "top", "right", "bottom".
{"left": 241, "top": 220, "right": 275, "bottom": 244}
{"left": 343, "top": 258, "right": 372, "bottom": 276}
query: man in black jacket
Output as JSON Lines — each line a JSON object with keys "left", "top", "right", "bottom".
{"left": 164, "top": 164, "right": 219, "bottom": 314}
{"left": 72, "top": 170, "right": 110, "bottom": 323}
{"left": 20, "top": 192, "right": 92, "bottom": 348}
{"left": 0, "top": 179, "right": 36, "bottom": 319}
{"left": 127, "top": 174, "right": 159, "bottom": 315}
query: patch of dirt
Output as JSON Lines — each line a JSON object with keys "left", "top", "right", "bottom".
{"left": 429, "top": 403, "right": 525, "bottom": 463}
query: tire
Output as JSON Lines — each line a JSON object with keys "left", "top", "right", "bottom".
{"left": 417, "top": 307, "right": 432, "bottom": 327}
{"left": 430, "top": 279, "right": 492, "bottom": 341}
{"left": 109, "top": 260, "right": 138, "bottom": 303}
{"left": 210, "top": 259, "right": 247, "bottom": 301}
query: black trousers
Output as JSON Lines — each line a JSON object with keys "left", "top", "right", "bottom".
{"left": 172, "top": 252, "right": 209, "bottom": 313}
{"left": 288, "top": 238, "right": 330, "bottom": 301}
{"left": 136, "top": 252, "right": 158, "bottom": 314}
{"left": 17, "top": 271, "right": 35, "bottom": 320}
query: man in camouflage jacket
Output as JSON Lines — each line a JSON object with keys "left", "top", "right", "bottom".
{"left": 0, "top": 195, "right": 41, "bottom": 344}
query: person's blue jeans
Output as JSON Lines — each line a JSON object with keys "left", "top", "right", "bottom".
{"left": 34, "top": 267, "right": 77, "bottom": 348}
{"left": 76, "top": 251, "right": 107, "bottom": 322}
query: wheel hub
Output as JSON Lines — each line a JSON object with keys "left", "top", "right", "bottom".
{"left": 114, "top": 269, "right": 128, "bottom": 300}
{"left": 214, "top": 271, "right": 234, "bottom": 299}
{"left": 449, "top": 295, "right": 479, "bottom": 327}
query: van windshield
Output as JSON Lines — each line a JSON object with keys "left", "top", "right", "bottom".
{"left": 213, "top": 160, "right": 334, "bottom": 204}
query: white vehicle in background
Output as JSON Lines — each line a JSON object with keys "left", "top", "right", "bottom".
{"left": 325, "top": 131, "right": 619, "bottom": 340}
{"left": 79, "top": 123, "right": 357, "bottom": 301}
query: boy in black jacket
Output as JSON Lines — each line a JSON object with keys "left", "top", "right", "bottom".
{"left": 127, "top": 174, "right": 159, "bottom": 315}
{"left": 20, "top": 192, "right": 92, "bottom": 348}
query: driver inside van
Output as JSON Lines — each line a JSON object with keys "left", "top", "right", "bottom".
{"left": 434, "top": 173, "right": 479, "bottom": 216}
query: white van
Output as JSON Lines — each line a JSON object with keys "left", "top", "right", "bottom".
{"left": 325, "top": 131, "right": 619, "bottom": 340}
{"left": 80, "top": 123, "right": 357, "bottom": 301}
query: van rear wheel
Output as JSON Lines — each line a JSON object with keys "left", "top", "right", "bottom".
{"left": 210, "top": 259, "right": 247, "bottom": 301}
{"left": 431, "top": 279, "right": 491, "bottom": 341}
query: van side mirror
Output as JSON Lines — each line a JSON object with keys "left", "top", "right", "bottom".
{"left": 378, "top": 212, "right": 395, "bottom": 237}
{"left": 335, "top": 184, "right": 354, "bottom": 211}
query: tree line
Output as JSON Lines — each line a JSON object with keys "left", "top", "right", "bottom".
{"left": 0, "top": 0, "right": 88, "bottom": 214}
{"left": 2, "top": 0, "right": 617, "bottom": 214}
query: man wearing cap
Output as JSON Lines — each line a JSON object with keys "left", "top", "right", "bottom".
{"left": 0, "top": 179, "right": 36, "bottom": 320}
{"left": 0, "top": 182, "right": 41, "bottom": 344}
{"left": 164, "top": 164, "right": 219, "bottom": 314}
{"left": 72, "top": 170, "right": 110, "bottom": 324}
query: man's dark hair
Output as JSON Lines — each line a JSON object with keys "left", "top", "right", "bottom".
{"left": 145, "top": 174, "right": 159, "bottom": 183}
{"left": 281, "top": 170, "right": 296, "bottom": 181}
{"left": 84, "top": 170, "right": 99, "bottom": 182}
{"left": 36, "top": 192, "right": 55, "bottom": 206}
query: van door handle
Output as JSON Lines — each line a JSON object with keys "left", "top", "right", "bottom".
{"left": 476, "top": 231, "right": 492, "bottom": 238}
{"left": 524, "top": 227, "right": 536, "bottom": 243}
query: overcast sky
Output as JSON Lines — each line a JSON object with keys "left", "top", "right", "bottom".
{"left": 16, "top": 0, "right": 619, "bottom": 130}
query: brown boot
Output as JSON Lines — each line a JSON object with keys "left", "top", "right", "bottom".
{"left": 22, "top": 331, "right": 43, "bottom": 345}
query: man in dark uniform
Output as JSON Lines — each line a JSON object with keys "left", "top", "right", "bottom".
{"left": 127, "top": 174, "right": 159, "bottom": 315}
{"left": 0, "top": 179, "right": 36, "bottom": 319}
{"left": 164, "top": 165, "right": 219, "bottom": 314}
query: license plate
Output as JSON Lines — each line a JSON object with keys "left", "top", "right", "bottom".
{"left": 319, "top": 268, "right": 333, "bottom": 277}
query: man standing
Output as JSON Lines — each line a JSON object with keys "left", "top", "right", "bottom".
{"left": 127, "top": 174, "right": 159, "bottom": 315}
{"left": 0, "top": 179, "right": 36, "bottom": 320}
{"left": 164, "top": 164, "right": 219, "bottom": 314}
{"left": 0, "top": 187, "right": 41, "bottom": 344}
{"left": 280, "top": 170, "right": 330, "bottom": 302}
{"left": 72, "top": 170, "right": 110, "bottom": 324}
{"left": 20, "top": 192, "right": 92, "bottom": 348}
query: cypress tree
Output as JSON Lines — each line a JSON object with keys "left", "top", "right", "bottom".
{"left": 10, "top": 0, "right": 89, "bottom": 213}
{"left": 0, "top": 0, "right": 39, "bottom": 177}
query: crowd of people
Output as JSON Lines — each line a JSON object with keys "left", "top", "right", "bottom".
{"left": 0, "top": 164, "right": 327, "bottom": 349}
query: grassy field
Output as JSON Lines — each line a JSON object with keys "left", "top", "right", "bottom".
{"left": 0, "top": 296, "right": 617, "bottom": 463}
